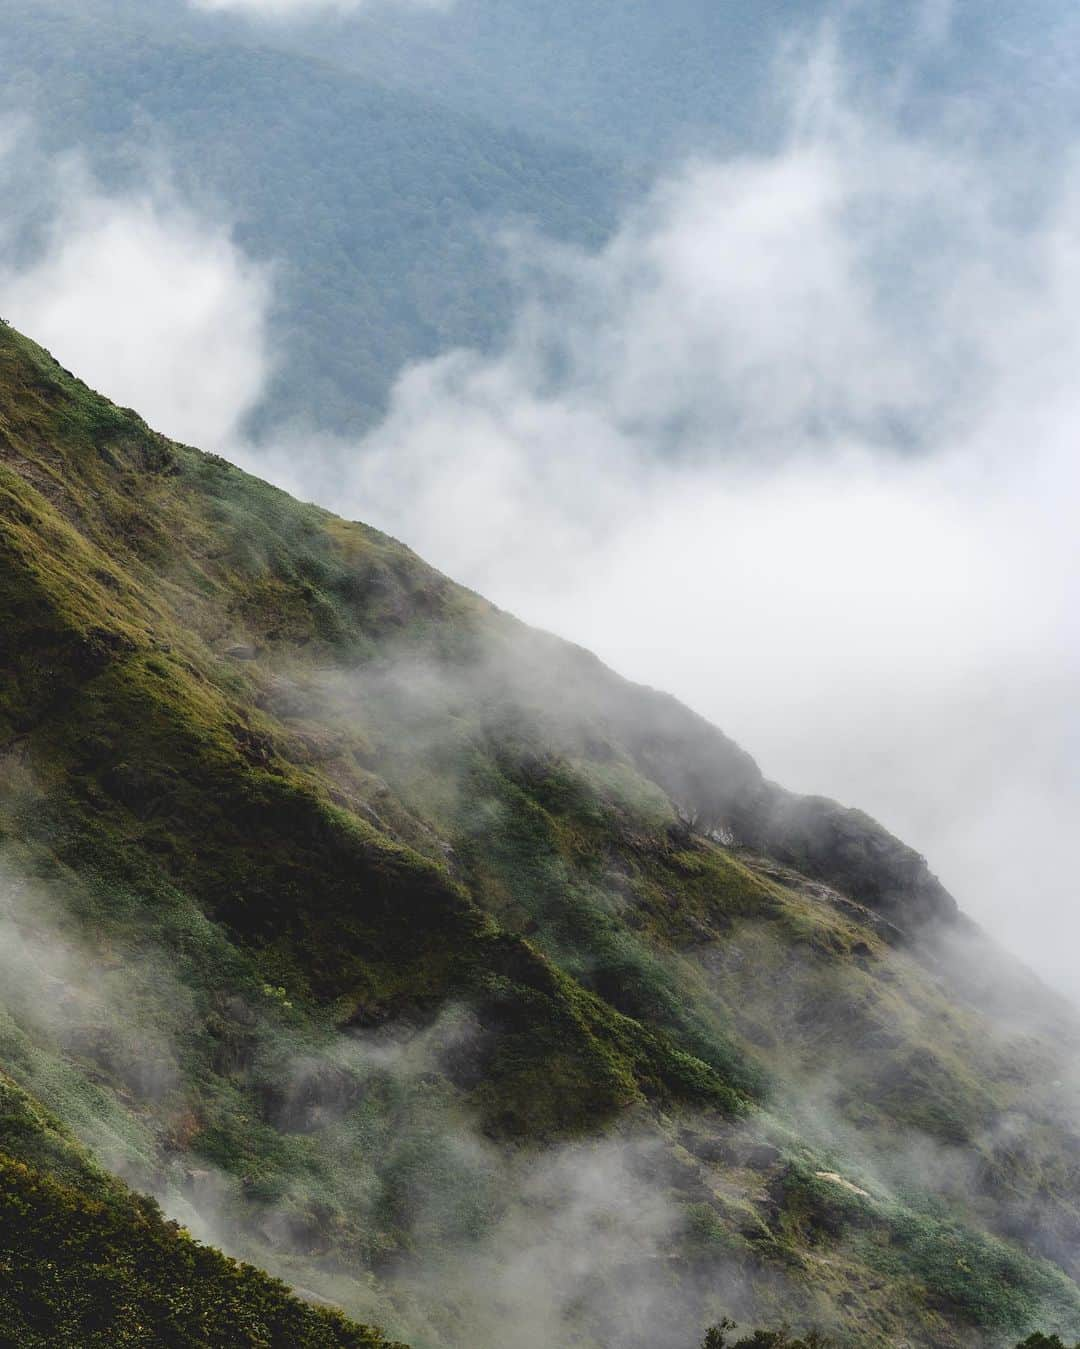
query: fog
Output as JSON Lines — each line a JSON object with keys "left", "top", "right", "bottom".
{"left": 0, "top": 129, "right": 271, "bottom": 450}
{"left": 4, "top": 818, "right": 1079, "bottom": 1344}
{"left": 0, "top": 856, "right": 769, "bottom": 1348}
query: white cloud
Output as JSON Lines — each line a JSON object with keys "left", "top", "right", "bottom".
{"left": 242, "top": 74, "right": 1080, "bottom": 997}
{"left": 0, "top": 150, "right": 272, "bottom": 449}
{"left": 914, "top": 0, "right": 956, "bottom": 48}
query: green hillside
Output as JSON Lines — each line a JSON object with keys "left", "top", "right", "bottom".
{"left": 2, "top": 318, "right": 1080, "bottom": 1346}
{"left": 0, "top": 1074, "right": 399, "bottom": 1347}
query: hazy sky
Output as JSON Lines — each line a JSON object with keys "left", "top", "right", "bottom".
{"left": 190, "top": 0, "right": 450, "bottom": 14}
{"left": 1, "top": 8, "right": 1077, "bottom": 997}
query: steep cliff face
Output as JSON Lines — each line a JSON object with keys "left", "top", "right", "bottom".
{"left": 1, "top": 319, "right": 1079, "bottom": 1348}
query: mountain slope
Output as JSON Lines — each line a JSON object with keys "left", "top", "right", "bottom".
{"left": 0, "top": 1073, "right": 399, "bottom": 1348}
{"left": 2, "top": 319, "right": 1080, "bottom": 1347}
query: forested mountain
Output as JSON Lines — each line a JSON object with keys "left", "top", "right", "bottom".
{"left": 0, "top": 0, "right": 621, "bottom": 435}
{"left": 287, "top": 0, "right": 1080, "bottom": 157}
{"left": 3, "top": 321, "right": 1080, "bottom": 1346}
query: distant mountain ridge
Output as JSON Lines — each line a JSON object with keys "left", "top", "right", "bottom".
{"left": 5, "top": 0, "right": 1077, "bottom": 445}
{"left": 0, "top": 0, "right": 622, "bottom": 435}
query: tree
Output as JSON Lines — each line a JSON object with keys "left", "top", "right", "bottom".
{"left": 702, "top": 1322, "right": 738, "bottom": 1349}
{"left": 700, "top": 1326, "right": 833, "bottom": 1349}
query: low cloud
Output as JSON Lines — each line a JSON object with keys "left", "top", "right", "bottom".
{"left": 0, "top": 135, "right": 272, "bottom": 449}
